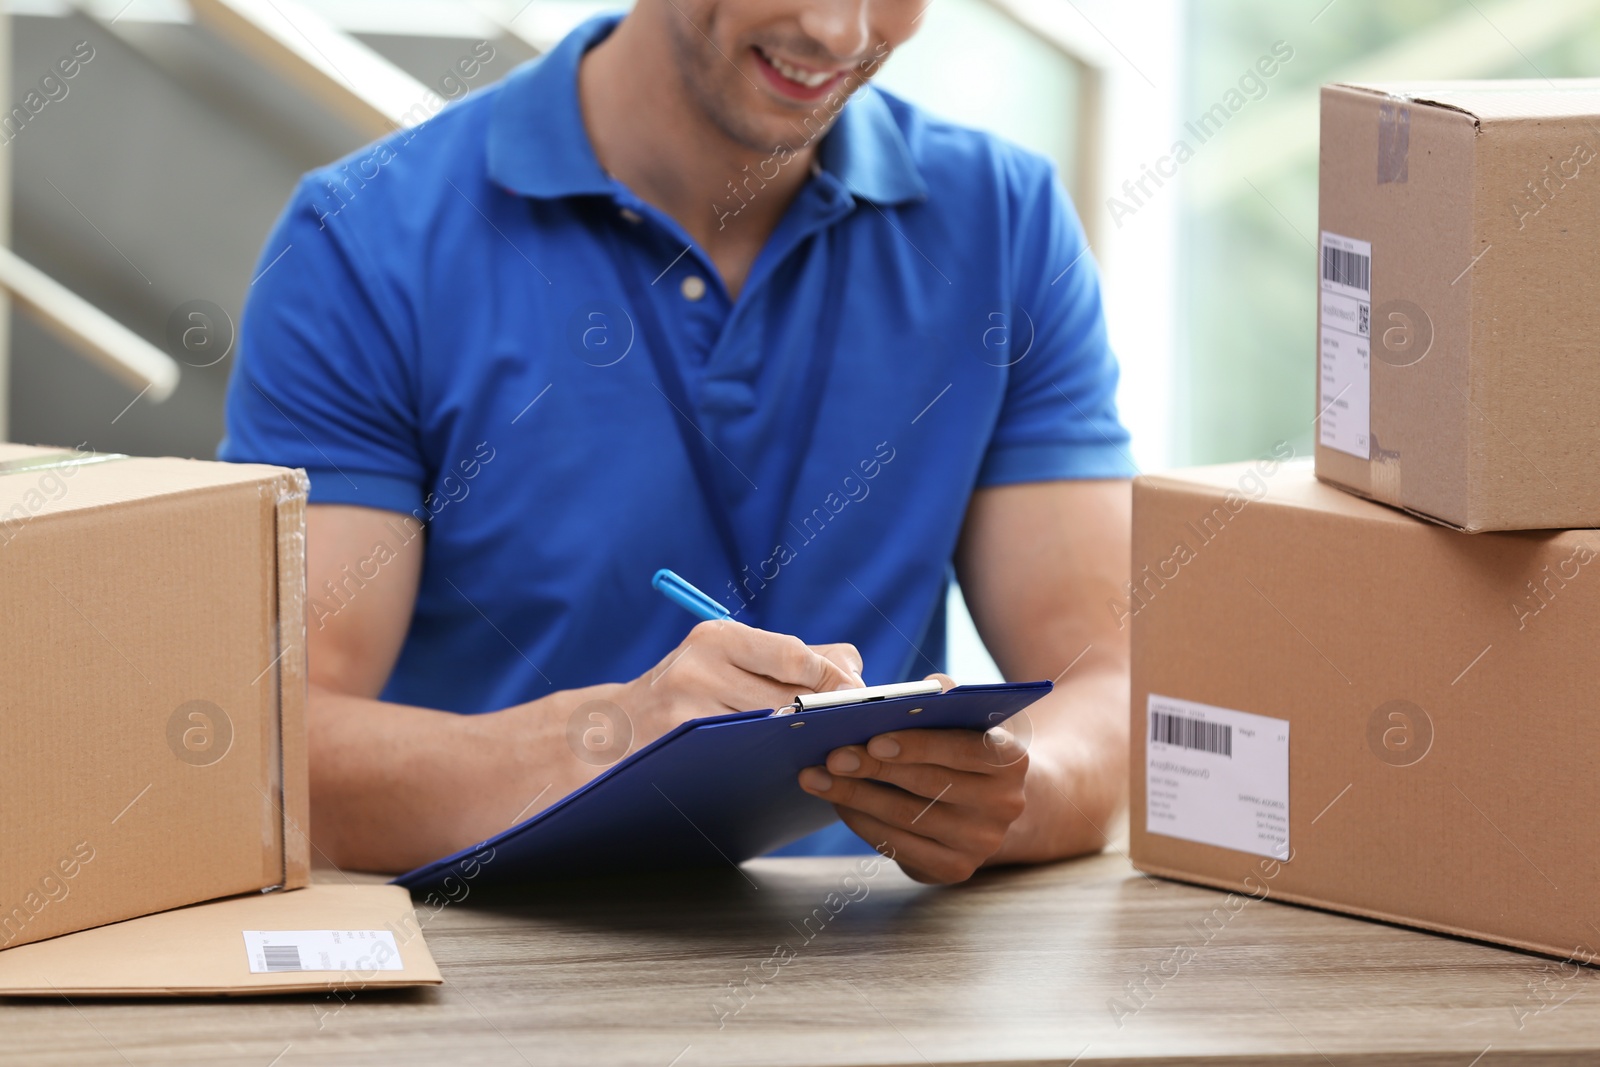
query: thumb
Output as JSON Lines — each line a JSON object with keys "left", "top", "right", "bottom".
{"left": 810, "top": 642, "right": 865, "bottom": 688}
{"left": 811, "top": 653, "right": 865, "bottom": 692}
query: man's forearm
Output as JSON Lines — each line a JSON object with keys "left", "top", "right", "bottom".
{"left": 306, "top": 619, "right": 871, "bottom": 874}
{"left": 987, "top": 664, "right": 1129, "bottom": 866}
{"left": 949, "top": 478, "right": 1132, "bottom": 870}
{"left": 307, "top": 683, "right": 622, "bottom": 872}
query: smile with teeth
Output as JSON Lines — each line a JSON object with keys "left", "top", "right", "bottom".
{"left": 756, "top": 47, "right": 840, "bottom": 89}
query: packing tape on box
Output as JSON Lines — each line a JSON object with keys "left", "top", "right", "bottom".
{"left": 1371, "top": 434, "right": 1403, "bottom": 503}
{"left": 1378, "top": 101, "right": 1410, "bottom": 184}
{"left": 0, "top": 449, "right": 128, "bottom": 475}
{"left": 265, "top": 467, "right": 311, "bottom": 890}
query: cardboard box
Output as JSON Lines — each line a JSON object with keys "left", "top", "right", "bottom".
{"left": 1315, "top": 79, "right": 1600, "bottom": 531}
{"left": 1, "top": 443, "right": 310, "bottom": 950}
{"left": 1127, "top": 459, "right": 1600, "bottom": 960}
{"left": 0, "top": 884, "right": 441, "bottom": 996}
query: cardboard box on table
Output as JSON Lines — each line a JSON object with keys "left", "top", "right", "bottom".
{"left": 0, "top": 443, "right": 311, "bottom": 951}
{"left": 1127, "top": 459, "right": 1600, "bottom": 961}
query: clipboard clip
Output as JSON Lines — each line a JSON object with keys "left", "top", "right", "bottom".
{"left": 768, "top": 679, "right": 944, "bottom": 717}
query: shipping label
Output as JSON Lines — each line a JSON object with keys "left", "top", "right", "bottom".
{"left": 242, "top": 929, "right": 402, "bottom": 974}
{"left": 1318, "top": 230, "right": 1372, "bottom": 459}
{"left": 1146, "top": 693, "right": 1290, "bottom": 860}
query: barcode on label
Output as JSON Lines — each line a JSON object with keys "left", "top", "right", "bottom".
{"left": 260, "top": 944, "right": 303, "bottom": 972}
{"left": 1322, "top": 245, "right": 1370, "bottom": 293}
{"left": 243, "top": 929, "right": 403, "bottom": 974}
{"left": 1151, "top": 711, "right": 1232, "bottom": 757}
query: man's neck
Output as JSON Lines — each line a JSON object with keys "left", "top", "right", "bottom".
{"left": 577, "top": 12, "right": 816, "bottom": 296}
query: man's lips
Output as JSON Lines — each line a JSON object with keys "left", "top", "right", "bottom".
{"left": 751, "top": 45, "right": 851, "bottom": 101}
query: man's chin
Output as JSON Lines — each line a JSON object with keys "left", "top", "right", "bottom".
{"left": 711, "top": 107, "right": 837, "bottom": 157}
{"left": 738, "top": 84, "right": 861, "bottom": 146}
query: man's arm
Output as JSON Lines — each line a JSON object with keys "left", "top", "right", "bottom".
{"left": 797, "top": 479, "right": 1130, "bottom": 879}
{"left": 955, "top": 479, "right": 1131, "bottom": 862}
{"left": 307, "top": 504, "right": 867, "bottom": 873}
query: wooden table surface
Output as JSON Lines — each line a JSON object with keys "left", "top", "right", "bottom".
{"left": 4, "top": 848, "right": 1598, "bottom": 1066}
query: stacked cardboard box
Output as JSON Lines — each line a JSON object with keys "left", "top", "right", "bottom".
{"left": 1130, "top": 80, "right": 1600, "bottom": 959}
{"left": 1314, "top": 80, "right": 1600, "bottom": 530}
{"left": 1, "top": 443, "right": 312, "bottom": 949}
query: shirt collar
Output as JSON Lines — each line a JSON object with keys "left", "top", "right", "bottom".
{"left": 486, "top": 13, "right": 927, "bottom": 207}
{"left": 814, "top": 82, "right": 927, "bottom": 205}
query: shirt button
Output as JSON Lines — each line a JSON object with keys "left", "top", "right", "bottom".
{"left": 680, "top": 275, "right": 707, "bottom": 302}
{"left": 618, "top": 207, "right": 642, "bottom": 224}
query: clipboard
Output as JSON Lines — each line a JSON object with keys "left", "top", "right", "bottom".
{"left": 392, "top": 680, "right": 1051, "bottom": 892}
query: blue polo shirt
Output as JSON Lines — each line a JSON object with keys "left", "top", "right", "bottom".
{"left": 221, "top": 14, "right": 1131, "bottom": 855}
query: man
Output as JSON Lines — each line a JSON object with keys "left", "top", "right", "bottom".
{"left": 221, "top": 0, "right": 1132, "bottom": 884}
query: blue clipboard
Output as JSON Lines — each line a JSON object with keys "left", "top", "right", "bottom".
{"left": 392, "top": 680, "right": 1051, "bottom": 892}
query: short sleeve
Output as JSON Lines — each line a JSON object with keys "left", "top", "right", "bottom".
{"left": 975, "top": 156, "right": 1135, "bottom": 486}
{"left": 218, "top": 176, "right": 425, "bottom": 515}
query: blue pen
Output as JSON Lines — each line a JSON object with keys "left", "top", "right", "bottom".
{"left": 652, "top": 568, "right": 732, "bottom": 621}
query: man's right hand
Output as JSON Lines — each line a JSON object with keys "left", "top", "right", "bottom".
{"left": 304, "top": 503, "right": 868, "bottom": 871}
{"left": 615, "top": 618, "right": 866, "bottom": 741}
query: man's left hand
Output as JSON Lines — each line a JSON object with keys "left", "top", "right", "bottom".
{"left": 796, "top": 675, "right": 1029, "bottom": 884}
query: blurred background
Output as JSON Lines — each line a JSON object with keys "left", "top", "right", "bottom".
{"left": 5, "top": 0, "right": 1598, "bottom": 678}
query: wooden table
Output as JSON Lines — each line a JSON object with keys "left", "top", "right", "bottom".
{"left": 4, "top": 849, "right": 1598, "bottom": 1066}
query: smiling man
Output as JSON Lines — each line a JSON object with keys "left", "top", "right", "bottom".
{"left": 221, "top": 1, "right": 1133, "bottom": 883}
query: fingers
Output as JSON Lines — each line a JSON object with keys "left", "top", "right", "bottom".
{"left": 796, "top": 727, "right": 1030, "bottom": 885}
{"left": 835, "top": 727, "right": 1029, "bottom": 776}
{"left": 922, "top": 672, "right": 957, "bottom": 692}
{"left": 791, "top": 641, "right": 864, "bottom": 693}
{"left": 624, "top": 624, "right": 868, "bottom": 744}
{"left": 643, "top": 621, "right": 865, "bottom": 719}
{"left": 654, "top": 641, "right": 808, "bottom": 716}
{"left": 802, "top": 748, "right": 1026, "bottom": 826}
{"left": 824, "top": 749, "right": 991, "bottom": 802}
{"left": 830, "top": 808, "right": 990, "bottom": 885}
{"left": 798, "top": 772, "right": 964, "bottom": 834}
{"left": 813, "top": 643, "right": 866, "bottom": 686}
{"left": 692, "top": 620, "right": 863, "bottom": 694}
